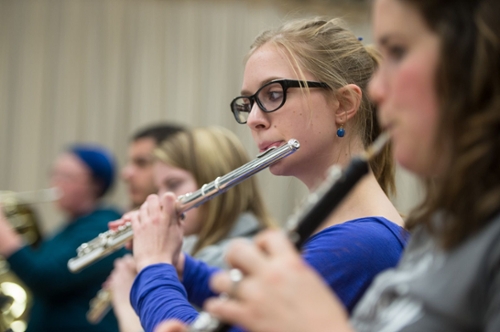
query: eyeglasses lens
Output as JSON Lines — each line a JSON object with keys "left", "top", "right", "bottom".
{"left": 232, "top": 82, "right": 285, "bottom": 124}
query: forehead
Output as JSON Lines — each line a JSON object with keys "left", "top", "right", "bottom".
{"left": 154, "top": 162, "right": 192, "bottom": 179}
{"left": 129, "top": 137, "right": 156, "bottom": 156}
{"left": 242, "top": 43, "right": 314, "bottom": 92}
{"left": 54, "top": 153, "right": 90, "bottom": 174}
{"left": 372, "top": 0, "right": 427, "bottom": 39}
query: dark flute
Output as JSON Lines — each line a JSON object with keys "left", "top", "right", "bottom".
{"left": 188, "top": 132, "right": 391, "bottom": 332}
{"left": 286, "top": 132, "right": 391, "bottom": 248}
{"left": 68, "top": 139, "right": 300, "bottom": 273}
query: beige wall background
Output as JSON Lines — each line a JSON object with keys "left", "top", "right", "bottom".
{"left": 0, "top": 0, "right": 423, "bottom": 234}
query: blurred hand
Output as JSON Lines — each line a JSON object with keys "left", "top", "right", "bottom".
{"left": 106, "top": 254, "right": 143, "bottom": 332}
{"left": 154, "top": 320, "right": 188, "bottom": 332}
{"left": 131, "top": 193, "right": 184, "bottom": 272}
{"left": 108, "top": 254, "right": 137, "bottom": 305}
{"left": 108, "top": 211, "right": 137, "bottom": 230}
{"left": 0, "top": 203, "right": 23, "bottom": 256}
{"left": 205, "top": 230, "right": 353, "bottom": 332}
{"left": 108, "top": 211, "right": 137, "bottom": 250}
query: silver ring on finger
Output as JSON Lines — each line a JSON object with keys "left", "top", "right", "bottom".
{"left": 228, "top": 268, "right": 243, "bottom": 299}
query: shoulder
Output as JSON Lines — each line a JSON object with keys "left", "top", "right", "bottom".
{"left": 69, "top": 206, "right": 122, "bottom": 236}
{"left": 226, "top": 212, "right": 262, "bottom": 238}
{"left": 303, "top": 217, "right": 408, "bottom": 268}
{"left": 193, "top": 243, "right": 228, "bottom": 269}
{"left": 79, "top": 206, "right": 122, "bottom": 223}
{"left": 307, "top": 216, "right": 408, "bottom": 249}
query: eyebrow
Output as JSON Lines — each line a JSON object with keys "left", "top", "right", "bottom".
{"left": 162, "top": 176, "right": 182, "bottom": 184}
{"left": 378, "top": 35, "right": 392, "bottom": 47}
{"left": 240, "top": 77, "right": 281, "bottom": 95}
{"left": 378, "top": 31, "right": 411, "bottom": 48}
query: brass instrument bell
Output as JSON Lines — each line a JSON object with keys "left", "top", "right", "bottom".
{"left": 0, "top": 190, "right": 51, "bottom": 332}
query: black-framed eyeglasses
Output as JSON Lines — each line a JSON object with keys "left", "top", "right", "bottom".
{"left": 230, "top": 79, "right": 329, "bottom": 124}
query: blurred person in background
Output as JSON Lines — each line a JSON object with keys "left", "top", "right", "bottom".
{"left": 0, "top": 144, "right": 127, "bottom": 332}
{"left": 122, "top": 123, "right": 185, "bottom": 210}
{"left": 108, "top": 126, "right": 275, "bottom": 332}
{"left": 107, "top": 123, "right": 185, "bottom": 332}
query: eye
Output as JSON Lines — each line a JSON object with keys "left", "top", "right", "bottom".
{"left": 259, "top": 85, "right": 283, "bottom": 104}
{"left": 134, "top": 158, "right": 152, "bottom": 168}
{"left": 267, "top": 90, "right": 283, "bottom": 102}
{"left": 164, "top": 179, "right": 183, "bottom": 192}
{"left": 386, "top": 45, "right": 407, "bottom": 62}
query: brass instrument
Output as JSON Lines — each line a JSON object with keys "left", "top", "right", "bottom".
{"left": 0, "top": 189, "right": 58, "bottom": 332}
{"left": 69, "top": 139, "right": 301, "bottom": 274}
{"left": 187, "top": 133, "right": 392, "bottom": 332}
{"left": 83, "top": 139, "right": 301, "bottom": 324}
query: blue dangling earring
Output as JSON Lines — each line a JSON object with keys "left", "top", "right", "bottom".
{"left": 336, "top": 124, "right": 345, "bottom": 138}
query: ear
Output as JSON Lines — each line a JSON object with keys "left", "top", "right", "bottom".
{"left": 90, "top": 179, "right": 104, "bottom": 199}
{"left": 334, "top": 84, "right": 362, "bottom": 125}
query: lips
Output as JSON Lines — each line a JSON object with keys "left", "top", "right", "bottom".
{"left": 258, "top": 141, "right": 285, "bottom": 153}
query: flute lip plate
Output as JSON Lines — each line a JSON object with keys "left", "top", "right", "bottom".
{"left": 288, "top": 138, "right": 300, "bottom": 149}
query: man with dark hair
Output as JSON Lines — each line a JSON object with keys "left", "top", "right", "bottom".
{"left": 103, "top": 124, "right": 184, "bottom": 332}
{"left": 122, "top": 123, "right": 184, "bottom": 209}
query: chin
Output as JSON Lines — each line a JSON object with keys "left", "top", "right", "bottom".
{"left": 269, "top": 160, "right": 292, "bottom": 177}
{"left": 396, "top": 151, "right": 427, "bottom": 177}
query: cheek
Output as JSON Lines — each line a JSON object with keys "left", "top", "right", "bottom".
{"left": 395, "top": 66, "right": 439, "bottom": 174}
{"left": 399, "top": 69, "right": 434, "bottom": 109}
{"left": 176, "top": 182, "right": 198, "bottom": 197}
{"left": 182, "top": 209, "right": 202, "bottom": 236}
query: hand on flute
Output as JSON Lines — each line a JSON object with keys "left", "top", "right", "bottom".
{"left": 108, "top": 211, "right": 137, "bottom": 250}
{"left": 130, "top": 193, "right": 184, "bottom": 272}
{"left": 205, "top": 230, "right": 353, "bottom": 332}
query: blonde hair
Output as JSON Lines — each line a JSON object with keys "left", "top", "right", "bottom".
{"left": 248, "top": 17, "right": 395, "bottom": 195}
{"left": 154, "top": 126, "right": 274, "bottom": 255}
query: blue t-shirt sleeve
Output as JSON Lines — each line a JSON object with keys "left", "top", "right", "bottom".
{"left": 182, "top": 254, "right": 221, "bottom": 307}
{"left": 302, "top": 218, "right": 407, "bottom": 313}
{"left": 130, "top": 264, "right": 200, "bottom": 332}
{"left": 131, "top": 263, "right": 244, "bottom": 332}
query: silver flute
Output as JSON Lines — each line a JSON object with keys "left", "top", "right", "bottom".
{"left": 68, "top": 139, "right": 300, "bottom": 273}
{"left": 187, "top": 132, "right": 391, "bottom": 332}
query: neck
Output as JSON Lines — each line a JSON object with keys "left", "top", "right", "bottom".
{"left": 298, "top": 137, "right": 365, "bottom": 191}
{"left": 67, "top": 199, "right": 98, "bottom": 219}
{"left": 317, "top": 172, "right": 404, "bottom": 231}
{"left": 294, "top": 135, "right": 404, "bottom": 233}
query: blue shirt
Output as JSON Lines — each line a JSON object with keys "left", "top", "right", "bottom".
{"left": 131, "top": 217, "right": 409, "bottom": 332}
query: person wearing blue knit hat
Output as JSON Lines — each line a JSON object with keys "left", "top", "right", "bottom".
{"left": 70, "top": 144, "right": 116, "bottom": 198}
{"left": 0, "top": 143, "right": 127, "bottom": 332}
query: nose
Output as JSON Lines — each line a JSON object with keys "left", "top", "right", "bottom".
{"left": 121, "top": 165, "right": 133, "bottom": 181}
{"left": 368, "top": 67, "right": 386, "bottom": 106}
{"left": 157, "top": 187, "right": 167, "bottom": 197}
{"left": 246, "top": 102, "right": 270, "bottom": 131}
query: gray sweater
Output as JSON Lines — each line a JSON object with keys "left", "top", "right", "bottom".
{"left": 351, "top": 212, "right": 500, "bottom": 332}
{"left": 182, "top": 212, "right": 261, "bottom": 269}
